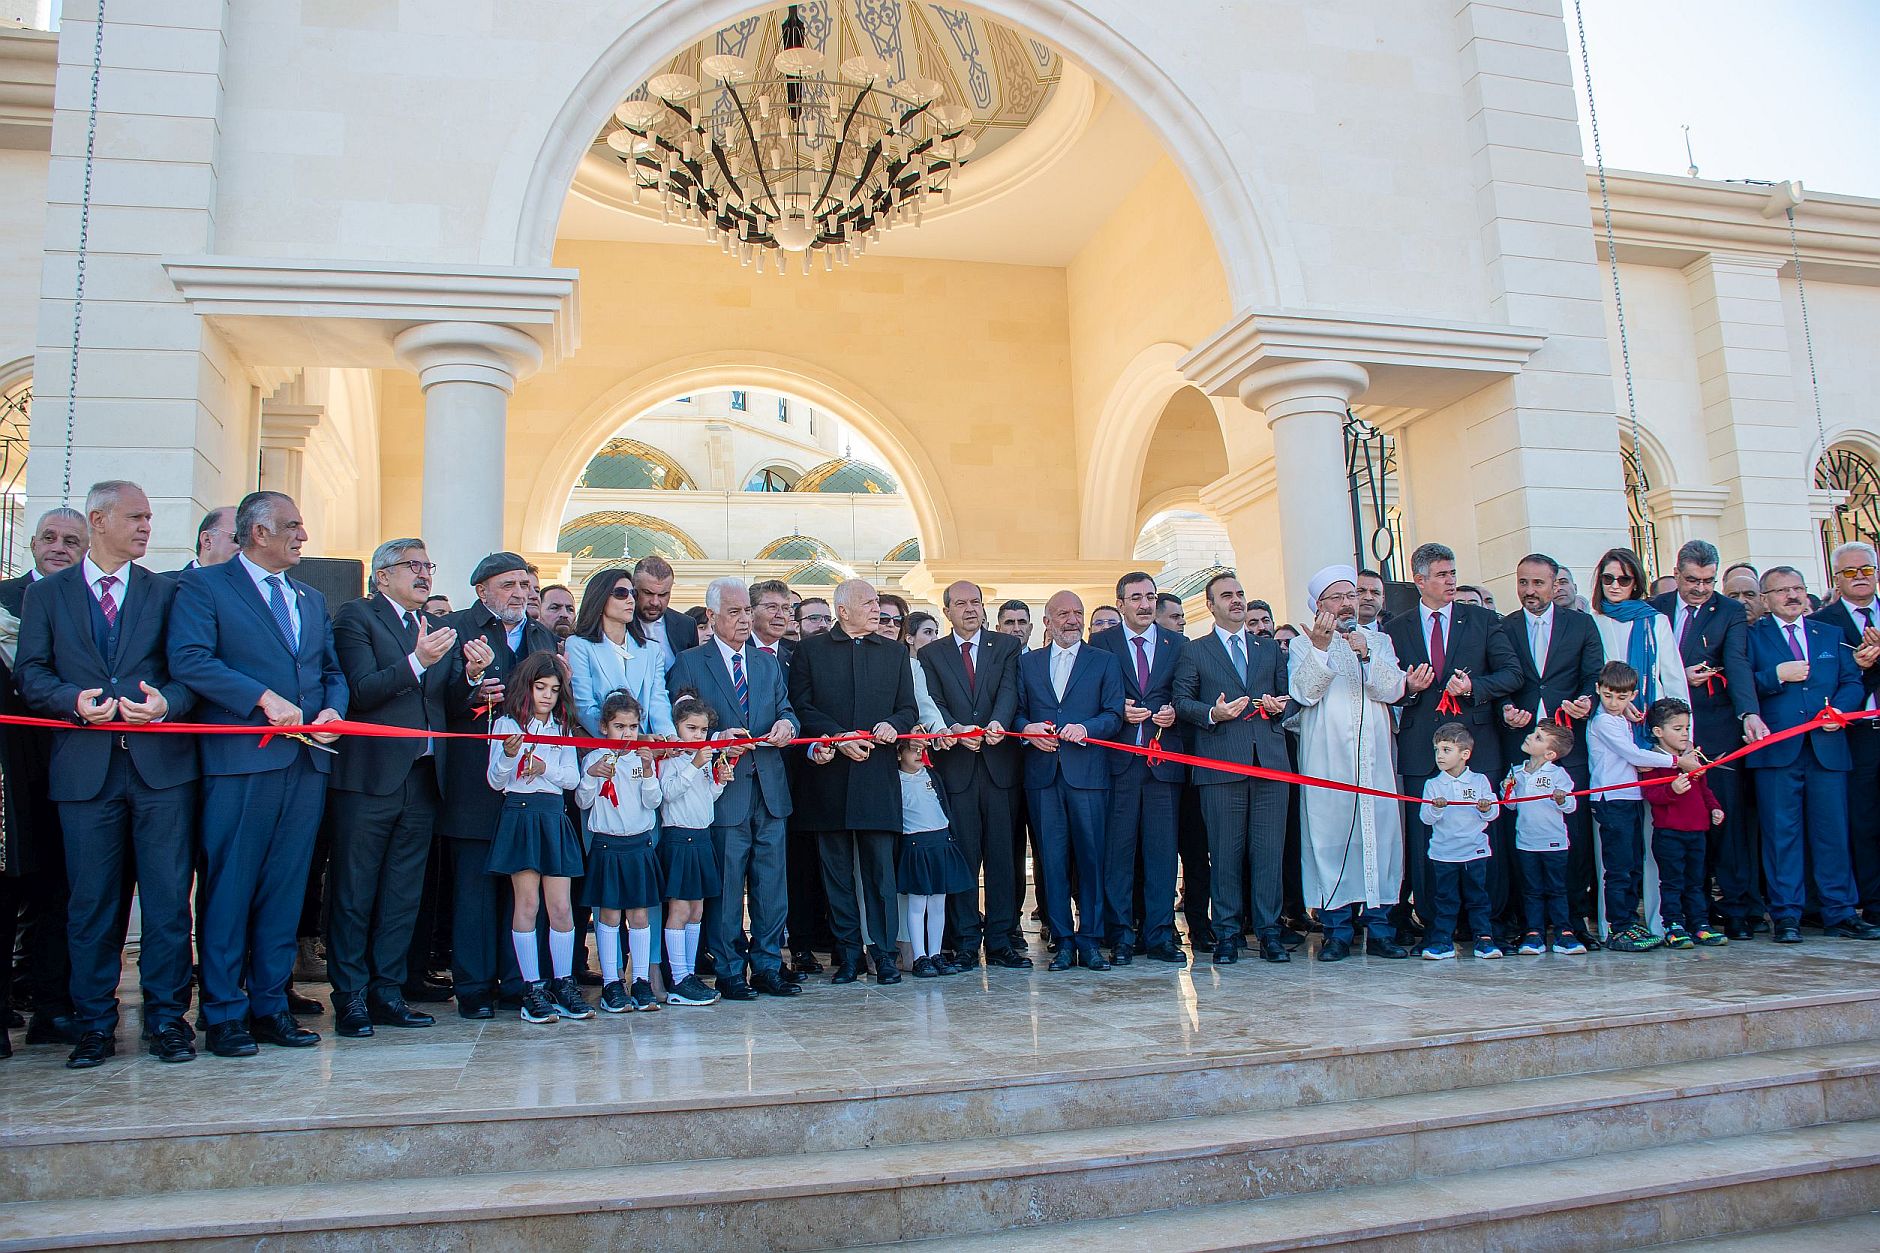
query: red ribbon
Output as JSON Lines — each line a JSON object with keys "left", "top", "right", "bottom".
{"left": 598, "top": 776, "right": 618, "bottom": 805}
{"left": 1703, "top": 673, "right": 1727, "bottom": 698}
{"left": 1435, "top": 690, "right": 1462, "bottom": 717}
{"left": 1553, "top": 705, "right": 1573, "bottom": 727}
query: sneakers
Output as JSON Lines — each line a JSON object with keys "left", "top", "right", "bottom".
{"left": 1516, "top": 932, "right": 1546, "bottom": 956}
{"left": 519, "top": 981, "right": 560, "bottom": 1024}
{"left": 1664, "top": 924, "right": 1696, "bottom": 950}
{"left": 1472, "top": 938, "right": 1504, "bottom": 960}
{"left": 598, "top": 980, "right": 631, "bottom": 1013}
{"left": 550, "top": 977, "right": 596, "bottom": 1020}
{"left": 1421, "top": 943, "right": 1456, "bottom": 961}
{"left": 628, "top": 979, "right": 660, "bottom": 1012}
{"left": 1550, "top": 929, "right": 1587, "bottom": 955}
{"left": 1692, "top": 927, "right": 1729, "bottom": 947}
{"left": 1606, "top": 922, "right": 1663, "bottom": 952}
{"left": 666, "top": 974, "right": 720, "bottom": 1006}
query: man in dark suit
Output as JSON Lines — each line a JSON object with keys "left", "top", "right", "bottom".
{"left": 168, "top": 491, "right": 348, "bottom": 1057}
{"left": 0, "top": 506, "right": 87, "bottom": 1055}
{"left": 15, "top": 483, "right": 197, "bottom": 1067}
{"left": 751, "top": 578, "right": 824, "bottom": 973}
{"left": 1386, "top": 542, "right": 1521, "bottom": 942}
{"left": 435, "top": 552, "right": 558, "bottom": 1018}
{"left": 1089, "top": 571, "right": 1186, "bottom": 964}
{"left": 1810, "top": 541, "right": 1880, "bottom": 924}
{"left": 1750, "top": 565, "right": 1880, "bottom": 942}
{"left": 1171, "top": 572, "right": 1292, "bottom": 964}
{"left": 1156, "top": 592, "right": 1212, "bottom": 947}
{"left": 671, "top": 578, "right": 801, "bottom": 1000}
{"left": 789, "top": 578, "right": 918, "bottom": 985}
{"left": 631, "top": 555, "right": 699, "bottom": 672}
{"left": 1497, "top": 553, "right": 1605, "bottom": 945}
{"left": 919, "top": 580, "right": 1029, "bottom": 969}
{"left": 1017, "top": 590, "right": 1125, "bottom": 972}
{"left": 325, "top": 539, "right": 457, "bottom": 1038}
{"left": 176, "top": 505, "right": 238, "bottom": 573}
{"left": 1650, "top": 539, "right": 1768, "bottom": 938}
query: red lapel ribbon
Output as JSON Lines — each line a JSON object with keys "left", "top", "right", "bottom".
{"left": 1435, "top": 690, "right": 1462, "bottom": 717}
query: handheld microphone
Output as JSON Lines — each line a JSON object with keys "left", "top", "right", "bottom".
{"left": 1335, "top": 617, "right": 1358, "bottom": 634}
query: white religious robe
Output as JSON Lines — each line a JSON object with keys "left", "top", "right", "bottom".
{"left": 1287, "top": 627, "right": 1407, "bottom": 913}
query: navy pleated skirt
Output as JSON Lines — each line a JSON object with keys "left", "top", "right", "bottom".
{"left": 580, "top": 830, "right": 663, "bottom": 911}
{"left": 486, "top": 793, "right": 584, "bottom": 878}
{"left": 897, "top": 828, "right": 974, "bottom": 896}
{"left": 657, "top": 825, "right": 721, "bottom": 901}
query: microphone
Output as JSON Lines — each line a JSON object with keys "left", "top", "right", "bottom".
{"left": 1335, "top": 617, "right": 1358, "bottom": 635}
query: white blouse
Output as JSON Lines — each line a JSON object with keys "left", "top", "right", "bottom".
{"left": 575, "top": 748, "right": 662, "bottom": 836}
{"left": 659, "top": 753, "right": 727, "bottom": 829}
{"left": 486, "top": 716, "right": 581, "bottom": 795}
{"left": 1593, "top": 609, "right": 1690, "bottom": 705}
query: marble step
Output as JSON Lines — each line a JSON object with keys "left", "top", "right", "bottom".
{"left": 0, "top": 1044, "right": 1871, "bottom": 1250}
{"left": 1650, "top": 1211, "right": 1880, "bottom": 1250}
{"left": 894, "top": 1120, "right": 1880, "bottom": 1252}
{"left": 6, "top": 989, "right": 1875, "bottom": 1205}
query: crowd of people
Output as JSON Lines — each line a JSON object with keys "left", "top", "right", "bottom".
{"left": 1, "top": 479, "right": 1876, "bottom": 1069}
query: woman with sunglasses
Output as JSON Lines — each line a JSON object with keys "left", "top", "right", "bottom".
{"left": 876, "top": 593, "right": 948, "bottom": 732}
{"left": 566, "top": 567, "right": 675, "bottom": 739}
{"left": 1590, "top": 548, "right": 1690, "bottom": 739}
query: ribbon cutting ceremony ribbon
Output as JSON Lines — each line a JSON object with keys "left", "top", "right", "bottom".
{"left": 1435, "top": 690, "right": 1463, "bottom": 717}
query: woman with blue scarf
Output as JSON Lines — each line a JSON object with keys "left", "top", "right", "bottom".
{"left": 1589, "top": 548, "right": 1690, "bottom": 745}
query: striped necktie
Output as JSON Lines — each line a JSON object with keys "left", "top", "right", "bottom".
{"left": 731, "top": 649, "right": 749, "bottom": 719}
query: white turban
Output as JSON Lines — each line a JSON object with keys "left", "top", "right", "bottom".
{"left": 1306, "top": 564, "right": 1359, "bottom": 616}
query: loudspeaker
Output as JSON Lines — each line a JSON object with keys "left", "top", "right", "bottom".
{"left": 293, "top": 557, "right": 365, "bottom": 618}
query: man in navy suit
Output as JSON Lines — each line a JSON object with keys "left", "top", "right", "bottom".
{"left": 670, "top": 577, "right": 801, "bottom": 1000}
{"left": 16, "top": 481, "right": 199, "bottom": 1068}
{"left": 1017, "top": 590, "right": 1125, "bottom": 971}
{"left": 169, "top": 492, "right": 348, "bottom": 1056}
{"left": 1809, "top": 541, "right": 1880, "bottom": 923}
{"left": 1089, "top": 571, "right": 1186, "bottom": 964}
{"left": 1747, "top": 566, "right": 1880, "bottom": 943}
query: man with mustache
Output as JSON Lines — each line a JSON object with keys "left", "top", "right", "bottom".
{"left": 325, "top": 539, "right": 457, "bottom": 1039}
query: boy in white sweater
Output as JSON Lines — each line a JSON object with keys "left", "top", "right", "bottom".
{"left": 1418, "top": 723, "right": 1503, "bottom": 961}
{"left": 1587, "top": 661, "right": 1698, "bottom": 953}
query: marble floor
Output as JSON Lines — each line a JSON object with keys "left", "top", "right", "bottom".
{"left": 3, "top": 932, "right": 1876, "bottom": 1141}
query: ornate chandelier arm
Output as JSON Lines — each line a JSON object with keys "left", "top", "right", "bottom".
{"left": 723, "top": 87, "right": 785, "bottom": 222}
{"left": 813, "top": 84, "right": 876, "bottom": 220}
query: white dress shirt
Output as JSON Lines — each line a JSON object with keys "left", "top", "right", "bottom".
{"left": 900, "top": 765, "right": 949, "bottom": 834}
{"left": 1586, "top": 709, "right": 1675, "bottom": 801}
{"left": 485, "top": 716, "right": 580, "bottom": 794}
{"left": 660, "top": 753, "right": 726, "bottom": 829}
{"left": 575, "top": 748, "right": 662, "bottom": 837}
{"left": 238, "top": 552, "right": 300, "bottom": 642}
{"left": 1419, "top": 769, "right": 1499, "bottom": 863}
{"left": 82, "top": 555, "right": 129, "bottom": 608}
{"left": 642, "top": 614, "right": 673, "bottom": 668}
{"left": 1523, "top": 605, "right": 1553, "bottom": 670}
{"left": 1049, "top": 640, "right": 1080, "bottom": 700}
{"left": 712, "top": 634, "right": 748, "bottom": 681}
{"left": 1506, "top": 760, "right": 1577, "bottom": 852}
{"left": 1420, "top": 602, "right": 1450, "bottom": 662}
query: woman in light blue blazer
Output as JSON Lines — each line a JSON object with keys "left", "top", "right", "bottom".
{"left": 565, "top": 566, "right": 674, "bottom": 736}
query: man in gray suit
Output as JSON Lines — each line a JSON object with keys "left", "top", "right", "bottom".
{"left": 1171, "top": 572, "right": 1293, "bottom": 965}
{"left": 669, "top": 578, "right": 802, "bottom": 1000}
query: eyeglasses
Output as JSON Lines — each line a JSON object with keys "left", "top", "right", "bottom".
{"left": 1599, "top": 572, "right": 1633, "bottom": 586}
{"left": 609, "top": 586, "right": 634, "bottom": 600}
{"left": 877, "top": 614, "right": 903, "bottom": 625}
{"left": 1836, "top": 565, "right": 1878, "bottom": 579}
{"left": 387, "top": 560, "right": 437, "bottom": 576}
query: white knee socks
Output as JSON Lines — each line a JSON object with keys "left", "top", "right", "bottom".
{"left": 665, "top": 927, "right": 690, "bottom": 981}
{"left": 924, "top": 894, "right": 945, "bottom": 957}
{"left": 627, "top": 925, "right": 650, "bottom": 982}
{"left": 904, "top": 896, "right": 928, "bottom": 958}
{"left": 511, "top": 930, "right": 540, "bottom": 984}
{"left": 548, "top": 927, "right": 574, "bottom": 980}
{"left": 684, "top": 922, "right": 701, "bottom": 973}
{"left": 595, "top": 921, "right": 620, "bottom": 984}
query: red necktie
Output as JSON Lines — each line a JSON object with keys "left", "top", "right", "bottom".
{"left": 97, "top": 574, "right": 119, "bottom": 626}
{"left": 1428, "top": 610, "right": 1445, "bottom": 678}
{"left": 961, "top": 639, "right": 976, "bottom": 693}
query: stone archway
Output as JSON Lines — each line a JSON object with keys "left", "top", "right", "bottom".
{"left": 520, "top": 350, "right": 957, "bottom": 560}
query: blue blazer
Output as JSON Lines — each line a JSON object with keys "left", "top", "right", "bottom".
{"left": 1747, "top": 614, "right": 1862, "bottom": 771}
{"left": 565, "top": 631, "right": 673, "bottom": 737}
{"left": 668, "top": 639, "right": 797, "bottom": 820}
{"left": 1016, "top": 643, "right": 1125, "bottom": 792}
{"left": 1087, "top": 624, "right": 1186, "bottom": 781}
{"left": 167, "top": 558, "right": 348, "bottom": 776}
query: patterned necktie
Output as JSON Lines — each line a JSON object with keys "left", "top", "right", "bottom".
{"left": 1132, "top": 635, "right": 1151, "bottom": 744}
{"left": 1229, "top": 633, "right": 1247, "bottom": 685}
{"left": 97, "top": 574, "right": 118, "bottom": 627}
{"left": 731, "top": 649, "right": 749, "bottom": 719}
{"left": 1680, "top": 605, "right": 1696, "bottom": 648}
{"left": 266, "top": 574, "right": 297, "bottom": 650}
{"left": 1785, "top": 623, "right": 1805, "bottom": 662}
{"left": 1428, "top": 610, "right": 1445, "bottom": 677}
{"left": 961, "top": 639, "right": 976, "bottom": 693}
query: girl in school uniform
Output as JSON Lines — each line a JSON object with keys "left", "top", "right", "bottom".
{"left": 575, "top": 689, "right": 665, "bottom": 1014}
{"left": 659, "top": 690, "right": 729, "bottom": 1007}
{"left": 896, "top": 737, "right": 974, "bottom": 978}
{"left": 486, "top": 651, "right": 594, "bottom": 1025}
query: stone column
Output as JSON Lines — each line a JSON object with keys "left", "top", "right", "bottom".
{"left": 1235, "top": 361, "right": 1369, "bottom": 621}
{"left": 256, "top": 402, "right": 320, "bottom": 500}
{"left": 392, "top": 322, "right": 542, "bottom": 599}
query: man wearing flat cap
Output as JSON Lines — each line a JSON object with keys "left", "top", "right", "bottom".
{"left": 435, "top": 552, "right": 559, "bottom": 1018}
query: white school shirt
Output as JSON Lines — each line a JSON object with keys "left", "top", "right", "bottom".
{"left": 574, "top": 748, "right": 662, "bottom": 836}
{"left": 1506, "top": 760, "right": 1577, "bottom": 852}
{"left": 1419, "top": 770, "right": 1499, "bottom": 863}
{"left": 485, "top": 716, "right": 580, "bottom": 794}
{"left": 1586, "top": 709, "right": 1675, "bottom": 802}
{"left": 659, "top": 753, "right": 726, "bottom": 829}
{"left": 900, "top": 766, "right": 948, "bottom": 835}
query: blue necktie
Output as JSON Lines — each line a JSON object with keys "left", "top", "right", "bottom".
{"left": 1229, "top": 633, "right": 1247, "bottom": 685}
{"left": 266, "top": 574, "right": 298, "bottom": 651}
{"left": 731, "top": 649, "right": 749, "bottom": 719}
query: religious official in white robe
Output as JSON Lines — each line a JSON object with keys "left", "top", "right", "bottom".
{"left": 1287, "top": 564, "right": 1411, "bottom": 960}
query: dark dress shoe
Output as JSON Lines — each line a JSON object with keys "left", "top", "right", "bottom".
{"left": 285, "top": 987, "right": 325, "bottom": 1017}
{"left": 1318, "top": 938, "right": 1351, "bottom": 962}
{"left": 206, "top": 1021, "right": 259, "bottom": 1058}
{"left": 949, "top": 949, "right": 981, "bottom": 970}
{"left": 1078, "top": 949, "right": 1112, "bottom": 972}
{"left": 1110, "top": 944, "right": 1134, "bottom": 966}
{"left": 1145, "top": 942, "right": 1186, "bottom": 963}
{"left": 252, "top": 1010, "right": 320, "bottom": 1048}
{"left": 931, "top": 956, "right": 963, "bottom": 975}
{"left": 752, "top": 970, "right": 802, "bottom": 997}
{"left": 1575, "top": 921, "right": 1604, "bottom": 952}
{"left": 1006, "top": 929, "right": 1027, "bottom": 951}
{"left": 791, "top": 951, "right": 824, "bottom": 975}
{"left": 911, "top": 956, "right": 939, "bottom": 978}
{"left": 148, "top": 1023, "right": 196, "bottom": 1063}
{"left": 25, "top": 1012, "right": 81, "bottom": 1046}
{"left": 401, "top": 976, "right": 454, "bottom": 1003}
{"left": 830, "top": 960, "right": 861, "bottom": 985}
{"left": 1825, "top": 918, "right": 1880, "bottom": 940}
{"left": 65, "top": 1030, "right": 115, "bottom": 1069}
{"left": 782, "top": 965, "right": 806, "bottom": 984}
{"left": 873, "top": 956, "right": 902, "bottom": 985}
{"left": 1276, "top": 927, "right": 1305, "bottom": 951}
{"left": 986, "top": 949, "right": 1033, "bottom": 969}
{"left": 1366, "top": 937, "right": 1410, "bottom": 959}
{"left": 717, "top": 977, "right": 758, "bottom": 1001}
{"left": 1773, "top": 924, "right": 1804, "bottom": 944}
{"left": 1046, "top": 948, "right": 1072, "bottom": 971}
{"left": 1211, "top": 941, "right": 1237, "bottom": 965}
{"left": 367, "top": 993, "right": 435, "bottom": 1028}
{"left": 1725, "top": 919, "right": 1754, "bottom": 942}
{"left": 333, "top": 994, "right": 374, "bottom": 1038}
{"left": 1259, "top": 936, "right": 1291, "bottom": 963}
{"left": 457, "top": 999, "right": 495, "bottom": 1020}
{"left": 1189, "top": 923, "right": 1218, "bottom": 948}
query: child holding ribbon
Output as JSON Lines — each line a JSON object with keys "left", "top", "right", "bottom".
{"left": 575, "top": 690, "right": 664, "bottom": 1013}
{"left": 659, "top": 689, "right": 729, "bottom": 1007}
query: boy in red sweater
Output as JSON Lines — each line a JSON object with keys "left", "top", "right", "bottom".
{"left": 1639, "top": 698, "right": 1725, "bottom": 950}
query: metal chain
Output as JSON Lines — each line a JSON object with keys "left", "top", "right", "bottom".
{"left": 1571, "top": 0, "right": 1644, "bottom": 480}
{"left": 1786, "top": 207, "right": 1830, "bottom": 454}
{"left": 62, "top": 0, "right": 108, "bottom": 502}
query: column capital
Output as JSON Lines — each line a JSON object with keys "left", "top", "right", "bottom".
{"left": 258, "top": 402, "right": 322, "bottom": 452}
{"left": 1236, "top": 360, "right": 1370, "bottom": 425}
{"left": 392, "top": 321, "right": 544, "bottom": 393}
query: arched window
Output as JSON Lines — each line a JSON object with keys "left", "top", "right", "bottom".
{"left": 882, "top": 537, "right": 921, "bottom": 562}
{"left": 744, "top": 465, "right": 798, "bottom": 492}
{"left": 579, "top": 437, "right": 696, "bottom": 490}
{"left": 1818, "top": 445, "right": 1880, "bottom": 572}
{"left": 556, "top": 510, "right": 707, "bottom": 562}
{"left": 796, "top": 457, "right": 899, "bottom": 494}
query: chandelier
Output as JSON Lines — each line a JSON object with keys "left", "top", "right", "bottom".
{"left": 604, "top": 5, "right": 974, "bottom": 273}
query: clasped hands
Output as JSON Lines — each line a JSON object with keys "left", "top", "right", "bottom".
{"left": 1405, "top": 664, "right": 1470, "bottom": 697}
{"left": 76, "top": 682, "right": 169, "bottom": 725}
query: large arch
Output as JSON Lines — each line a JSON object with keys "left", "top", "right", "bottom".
{"left": 1079, "top": 342, "right": 1208, "bottom": 559}
{"left": 498, "top": 0, "right": 1299, "bottom": 308}
{"left": 520, "top": 351, "right": 957, "bottom": 559}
